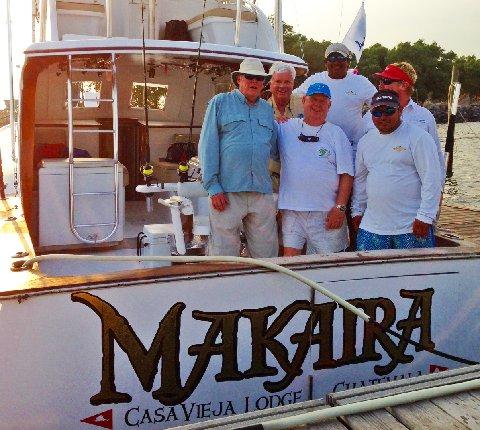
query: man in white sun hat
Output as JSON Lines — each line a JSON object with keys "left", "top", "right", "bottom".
{"left": 199, "top": 57, "right": 278, "bottom": 257}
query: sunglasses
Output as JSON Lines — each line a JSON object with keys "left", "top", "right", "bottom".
{"left": 298, "top": 133, "right": 319, "bottom": 142}
{"left": 379, "top": 78, "right": 403, "bottom": 85}
{"left": 371, "top": 106, "right": 398, "bottom": 117}
{"left": 243, "top": 74, "right": 266, "bottom": 82}
{"left": 326, "top": 54, "right": 348, "bottom": 62}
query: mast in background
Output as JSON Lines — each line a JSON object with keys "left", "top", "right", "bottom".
{"left": 234, "top": 0, "right": 242, "bottom": 46}
{"left": 39, "top": 0, "right": 47, "bottom": 42}
{"left": 32, "top": 0, "right": 38, "bottom": 42}
{"left": 106, "top": 0, "right": 113, "bottom": 37}
{"left": 445, "top": 64, "right": 461, "bottom": 177}
{"left": 274, "top": 0, "right": 284, "bottom": 52}
{"left": 148, "top": 0, "right": 156, "bottom": 39}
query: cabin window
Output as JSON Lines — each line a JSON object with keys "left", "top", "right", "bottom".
{"left": 72, "top": 81, "right": 102, "bottom": 108}
{"left": 130, "top": 83, "right": 168, "bottom": 110}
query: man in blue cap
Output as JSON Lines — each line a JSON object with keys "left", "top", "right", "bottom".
{"left": 275, "top": 83, "right": 354, "bottom": 256}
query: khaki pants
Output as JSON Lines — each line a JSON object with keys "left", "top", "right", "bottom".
{"left": 208, "top": 192, "right": 278, "bottom": 257}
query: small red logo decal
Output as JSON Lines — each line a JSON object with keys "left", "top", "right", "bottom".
{"left": 81, "top": 409, "right": 113, "bottom": 429}
{"left": 429, "top": 364, "right": 449, "bottom": 373}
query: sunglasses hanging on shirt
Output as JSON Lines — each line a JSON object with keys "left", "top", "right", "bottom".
{"left": 298, "top": 133, "right": 319, "bottom": 142}
{"left": 297, "top": 121, "right": 324, "bottom": 142}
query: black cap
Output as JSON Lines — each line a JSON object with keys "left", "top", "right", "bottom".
{"left": 371, "top": 90, "right": 400, "bottom": 109}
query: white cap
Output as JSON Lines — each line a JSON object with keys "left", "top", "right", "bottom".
{"left": 325, "top": 43, "right": 351, "bottom": 59}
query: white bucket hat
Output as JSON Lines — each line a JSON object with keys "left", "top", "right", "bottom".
{"left": 231, "top": 58, "right": 268, "bottom": 86}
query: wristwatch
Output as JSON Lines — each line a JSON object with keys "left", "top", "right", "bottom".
{"left": 335, "top": 204, "right": 347, "bottom": 212}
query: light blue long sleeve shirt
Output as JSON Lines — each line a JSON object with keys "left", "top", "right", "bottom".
{"left": 199, "top": 90, "right": 277, "bottom": 196}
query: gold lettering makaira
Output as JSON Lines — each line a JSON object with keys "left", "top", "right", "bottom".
{"left": 71, "top": 288, "right": 435, "bottom": 406}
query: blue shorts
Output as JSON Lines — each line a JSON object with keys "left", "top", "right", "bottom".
{"left": 356, "top": 228, "right": 435, "bottom": 251}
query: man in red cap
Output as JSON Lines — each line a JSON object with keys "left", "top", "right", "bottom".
{"left": 364, "top": 62, "right": 445, "bottom": 182}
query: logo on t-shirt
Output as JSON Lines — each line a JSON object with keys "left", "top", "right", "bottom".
{"left": 346, "top": 90, "right": 358, "bottom": 96}
{"left": 393, "top": 145, "right": 407, "bottom": 152}
{"left": 318, "top": 148, "right": 331, "bottom": 157}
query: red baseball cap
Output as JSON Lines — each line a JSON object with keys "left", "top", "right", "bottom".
{"left": 374, "top": 64, "right": 413, "bottom": 85}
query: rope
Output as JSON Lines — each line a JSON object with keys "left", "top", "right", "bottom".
{"left": 375, "top": 323, "right": 478, "bottom": 366}
{"left": 21, "top": 253, "right": 478, "bottom": 367}
{"left": 21, "top": 253, "right": 370, "bottom": 321}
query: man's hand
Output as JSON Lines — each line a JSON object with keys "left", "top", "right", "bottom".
{"left": 325, "top": 206, "right": 345, "bottom": 230}
{"left": 211, "top": 193, "right": 229, "bottom": 212}
{"left": 276, "top": 114, "right": 289, "bottom": 123}
{"left": 352, "top": 215, "right": 363, "bottom": 232}
{"left": 412, "top": 218, "right": 431, "bottom": 238}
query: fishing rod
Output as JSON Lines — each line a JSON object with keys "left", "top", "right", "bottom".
{"left": 187, "top": 0, "right": 208, "bottom": 150}
{"left": 141, "top": 0, "right": 150, "bottom": 163}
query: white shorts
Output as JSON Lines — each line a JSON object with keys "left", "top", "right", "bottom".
{"left": 281, "top": 210, "right": 348, "bottom": 253}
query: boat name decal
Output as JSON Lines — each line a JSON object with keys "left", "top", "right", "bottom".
{"left": 71, "top": 288, "right": 435, "bottom": 406}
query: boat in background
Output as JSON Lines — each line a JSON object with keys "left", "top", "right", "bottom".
{"left": 1, "top": 1, "right": 479, "bottom": 429}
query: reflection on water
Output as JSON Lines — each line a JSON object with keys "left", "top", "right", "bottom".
{"left": 444, "top": 177, "right": 458, "bottom": 196}
{"left": 439, "top": 122, "right": 480, "bottom": 209}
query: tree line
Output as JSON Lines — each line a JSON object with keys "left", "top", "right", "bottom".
{"left": 283, "top": 23, "right": 480, "bottom": 104}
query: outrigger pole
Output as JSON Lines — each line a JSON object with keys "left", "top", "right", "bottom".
{"left": 445, "top": 63, "right": 461, "bottom": 177}
{"left": 0, "top": 0, "right": 18, "bottom": 199}
{"left": 234, "top": 0, "right": 242, "bottom": 46}
{"left": 274, "top": 0, "right": 284, "bottom": 52}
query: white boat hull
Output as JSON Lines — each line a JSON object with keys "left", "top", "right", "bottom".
{"left": 1, "top": 253, "right": 478, "bottom": 429}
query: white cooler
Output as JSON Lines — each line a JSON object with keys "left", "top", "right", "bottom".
{"left": 39, "top": 158, "right": 125, "bottom": 247}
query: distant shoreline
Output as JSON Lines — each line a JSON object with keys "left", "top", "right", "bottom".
{"left": 426, "top": 103, "right": 480, "bottom": 124}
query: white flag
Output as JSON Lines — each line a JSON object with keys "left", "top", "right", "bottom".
{"left": 342, "top": 2, "right": 366, "bottom": 62}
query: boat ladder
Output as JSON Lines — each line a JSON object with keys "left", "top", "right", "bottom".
{"left": 66, "top": 53, "right": 120, "bottom": 243}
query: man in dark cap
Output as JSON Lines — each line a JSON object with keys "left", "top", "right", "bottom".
{"left": 351, "top": 90, "right": 442, "bottom": 250}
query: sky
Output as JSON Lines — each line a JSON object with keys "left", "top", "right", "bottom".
{"left": 1, "top": 0, "right": 480, "bottom": 107}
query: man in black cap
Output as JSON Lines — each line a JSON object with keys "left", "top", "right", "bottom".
{"left": 350, "top": 90, "right": 442, "bottom": 251}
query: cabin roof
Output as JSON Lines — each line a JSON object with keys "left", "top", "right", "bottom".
{"left": 24, "top": 38, "right": 308, "bottom": 70}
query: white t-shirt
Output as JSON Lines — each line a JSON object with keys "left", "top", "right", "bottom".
{"left": 295, "top": 71, "right": 376, "bottom": 146}
{"left": 277, "top": 119, "right": 354, "bottom": 211}
{"left": 363, "top": 99, "right": 446, "bottom": 181}
{"left": 351, "top": 122, "right": 442, "bottom": 235}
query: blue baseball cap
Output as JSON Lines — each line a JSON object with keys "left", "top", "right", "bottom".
{"left": 306, "top": 83, "right": 331, "bottom": 99}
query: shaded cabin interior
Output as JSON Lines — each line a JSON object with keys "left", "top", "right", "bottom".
{"left": 20, "top": 53, "right": 234, "bottom": 247}
{"left": 20, "top": 0, "right": 290, "bottom": 248}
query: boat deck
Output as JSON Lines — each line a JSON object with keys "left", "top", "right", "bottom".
{"left": 438, "top": 204, "right": 480, "bottom": 245}
{"left": 178, "top": 365, "right": 480, "bottom": 430}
